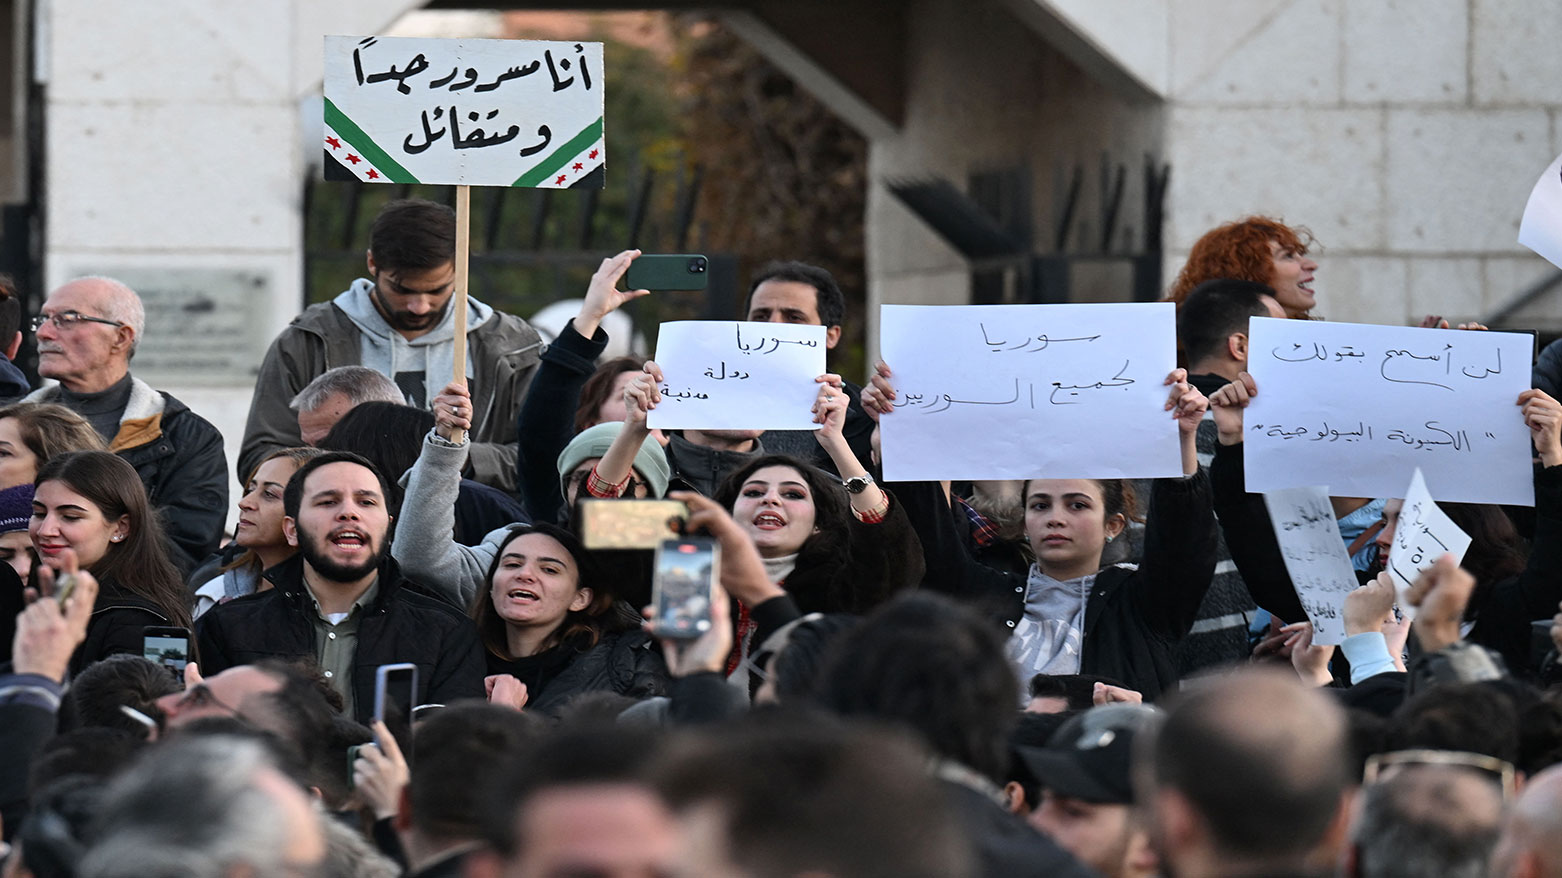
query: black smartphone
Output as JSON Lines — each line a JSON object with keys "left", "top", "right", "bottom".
{"left": 579, "top": 499, "right": 689, "bottom": 550}
{"left": 624, "top": 254, "right": 709, "bottom": 291}
{"left": 374, "top": 662, "right": 418, "bottom": 745}
{"left": 651, "top": 536, "right": 718, "bottom": 640}
{"left": 142, "top": 625, "right": 194, "bottom": 676}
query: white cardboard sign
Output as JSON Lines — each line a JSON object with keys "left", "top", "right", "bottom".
{"left": 646, "top": 321, "right": 827, "bottom": 431}
{"left": 323, "top": 35, "right": 604, "bottom": 187}
{"left": 1384, "top": 468, "right": 1473, "bottom": 621}
{"left": 877, "top": 303, "right": 1181, "bottom": 482}
{"left": 1520, "top": 151, "right": 1562, "bottom": 269}
{"left": 1264, "top": 486, "right": 1360, "bottom": 645}
{"left": 1245, "top": 317, "right": 1534, "bottom": 506}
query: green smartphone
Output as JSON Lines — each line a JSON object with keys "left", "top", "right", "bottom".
{"left": 624, "top": 254, "right": 709, "bottom": 291}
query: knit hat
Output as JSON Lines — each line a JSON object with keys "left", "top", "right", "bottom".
{"left": 0, "top": 483, "right": 33, "bottom": 533}
{"left": 556, "top": 422, "right": 672, "bottom": 498}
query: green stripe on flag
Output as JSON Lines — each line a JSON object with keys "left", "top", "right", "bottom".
{"left": 323, "top": 98, "right": 418, "bottom": 184}
{"left": 513, "top": 118, "right": 604, "bottom": 187}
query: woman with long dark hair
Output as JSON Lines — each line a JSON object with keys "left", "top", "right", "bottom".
{"left": 473, "top": 522, "right": 666, "bottom": 716}
{"left": 31, "top": 451, "right": 192, "bottom": 673}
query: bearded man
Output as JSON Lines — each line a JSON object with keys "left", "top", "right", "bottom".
{"left": 197, "top": 451, "right": 484, "bottom": 720}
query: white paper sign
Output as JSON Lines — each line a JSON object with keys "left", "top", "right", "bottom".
{"left": 1519, "top": 151, "right": 1562, "bottom": 269}
{"left": 1245, "top": 317, "right": 1534, "bottom": 506}
{"left": 646, "top": 322, "right": 827, "bottom": 431}
{"left": 323, "top": 36, "right": 604, "bottom": 187}
{"left": 1264, "top": 486, "right": 1360, "bottom": 645}
{"left": 1384, "top": 468, "right": 1473, "bottom": 621}
{"left": 877, "top": 303, "right": 1181, "bottom": 482}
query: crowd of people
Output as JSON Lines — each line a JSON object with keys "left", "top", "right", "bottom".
{"left": 4, "top": 201, "right": 1562, "bottom": 878}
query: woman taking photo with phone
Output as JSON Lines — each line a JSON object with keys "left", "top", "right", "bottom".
{"left": 31, "top": 450, "right": 192, "bottom": 674}
{"left": 474, "top": 521, "right": 667, "bottom": 716}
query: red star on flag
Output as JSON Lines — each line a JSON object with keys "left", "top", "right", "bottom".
{"left": 325, "top": 136, "right": 341, "bottom": 149}
{"left": 572, "top": 162, "right": 583, "bottom": 171}
{"left": 588, "top": 149, "right": 599, "bottom": 159}
{"left": 345, "top": 154, "right": 361, "bottom": 165}
{"left": 366, "top": 169, "right": 380, "bottom": 180}
{"left": 556, "top": 174, "right": 567, "bottom": 184}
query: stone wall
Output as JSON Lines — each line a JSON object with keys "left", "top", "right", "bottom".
{"left": 1162, "top": 0, "right": 1562, "bottom": 329}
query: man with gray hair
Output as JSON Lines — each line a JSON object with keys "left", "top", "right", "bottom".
{"left": 25, "top": 276, "right": 227, "bottom": 570}
{"left": 1491, "top": 763, "right": 1562, "bottom": 878}
{"left": 290, "top": 366, "right": 405, "bottom": 446}
{"left": 1346, "top": 763, "right": 1503, "bottom": 878}
{"left": 78, "top": 733, "right": 326, "bottom": 878}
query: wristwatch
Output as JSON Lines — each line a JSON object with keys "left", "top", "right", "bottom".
{"left": 842, "top": 473, "right": 875, "bottom": 494}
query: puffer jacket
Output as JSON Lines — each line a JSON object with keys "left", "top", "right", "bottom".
{"left": 487, "top": 628, "right": 668, "bottom": 717}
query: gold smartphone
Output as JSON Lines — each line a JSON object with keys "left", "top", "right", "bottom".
{"left": 579, "top": 499, "right": 689, "bottom": 550}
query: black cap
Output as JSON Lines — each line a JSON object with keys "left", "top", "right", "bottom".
{"left": 1016, "top": 703, "right": 1160, "bottom": 804}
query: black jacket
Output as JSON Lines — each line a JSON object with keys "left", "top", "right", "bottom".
{"left": 195, "top": 556, "right": 486, "bottom": 721}
{"left": 72, "top": 580, "right": 173, "bottom": 677}
{"left": 515, "top": 319, "right": 606, "bottom": 523}
{"left": 27, "top": 379, "right": 228, "bottom": 574}
{"left": 487, "top": 628, "right": 668, "bottom": 717}
{"left": 900, "top": 472, "right": 1218, "bottom": 701}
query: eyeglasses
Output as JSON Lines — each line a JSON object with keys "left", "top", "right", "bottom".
{"left": 1363, "top": 749, "right": 1518, "bottom": 799}
{"left": 31, "top": 311, "right": 125, "bottom": 332}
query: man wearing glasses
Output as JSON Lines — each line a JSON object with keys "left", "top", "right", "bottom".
{"left": 239, "top": 198, "right": 542, "bottom": 495}
{"left": 23, "top": 275, "right": 227, "bottom": 572}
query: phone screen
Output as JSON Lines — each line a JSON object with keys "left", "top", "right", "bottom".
{"left": 374, "top": 664, "right": 418, "bottom": 730}
{"left": 653, "top": 537, "right": 717, "bottom": 639}
{"left": 142, "top": 629, "right": 192, "bottom": 672}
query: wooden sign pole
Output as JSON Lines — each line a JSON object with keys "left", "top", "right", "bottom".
{"left": 451, "top": 184, "right": 471, "bottom": 445}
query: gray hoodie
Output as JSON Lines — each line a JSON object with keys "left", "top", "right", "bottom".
{"left": 335, "top": 279, "right": 494, "bottom": 408}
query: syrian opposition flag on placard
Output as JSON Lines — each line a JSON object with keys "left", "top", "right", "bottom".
{"left": 323, "top": 120, "right": 393, "bottom": 182}
{"left": 524, "top": 129, "right": 604, "bottom": 190}
{"left": 322, "top": 36, "right": 606, "bottom": 189}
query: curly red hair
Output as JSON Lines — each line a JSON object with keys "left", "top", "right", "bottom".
{"left": 1166, "top": 217, "right": 1316, "bottom": 313}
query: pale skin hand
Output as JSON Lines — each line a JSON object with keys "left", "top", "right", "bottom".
{"left": 1208, "top": 371, "right": 1257, "bottom": 447}
{"left": 1550, "top": 600, "right": 1562, "bottom": 655}
{"left": 1418, "top": 315, "right": 1489, "bottom": 331}
{"left": 12, "top": 547, "right": 99, "bottom": 680}
{"left": 643, "top": 539, "right": 735, "bottom": 677}
{"left": 1344, "top": 575, "right": 1396, "bottom": 638}
{"left": 594, "top": 361, "right": 664, "bottom": 490}
{"left": 1406, "top": 553, "right": 1478, "bottom": 653}
{"left": 352, "top": 720, "right": 409, "bottom": 820}
{"left": 1092, "top": 682, "right": 1143, "bottom": 705}
{"left": 1280, "top": 621, "right": 1335, "bottom": 687}
{"left": 1520, "top": 388, "right": 1562, "bottom": 467}
{"left": 485, "top": 674, "right": 530, "bottom": 711}
{"left": 814, "top": 375, "right": 887, "bottom": 514}
{"left": 1348, "top": 574, "right": 1411, "bottom": 671}
{"left": 432, "top": 381, "right": 473, "bottom": 443}
{"left": 575, "top": 249, "right": 650, "bottom": 339}
{"left": 1164, "top": 368, "right": 1207, "bottom": 476}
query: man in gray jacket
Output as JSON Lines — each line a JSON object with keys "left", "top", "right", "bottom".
{"left": 239, "top": 198, "right": 541, "bottom": 492}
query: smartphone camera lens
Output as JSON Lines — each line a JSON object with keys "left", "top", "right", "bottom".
{"left": 689, "top": 257, "right": 707, "bottom": 274}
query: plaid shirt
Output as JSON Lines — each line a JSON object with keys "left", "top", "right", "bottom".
{"left": 956, "top": 497, "right": 1002, "bottom": 547}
